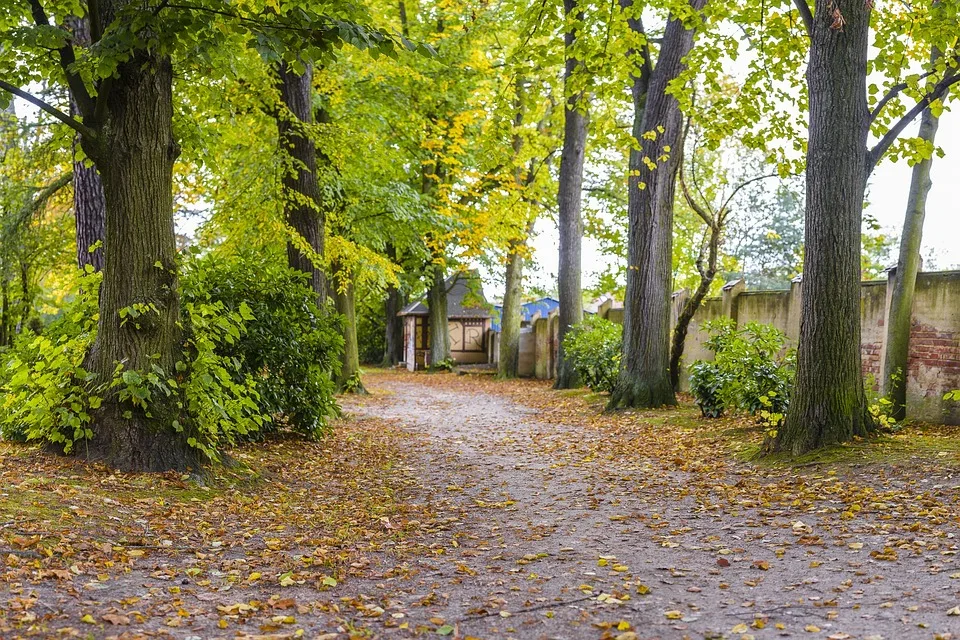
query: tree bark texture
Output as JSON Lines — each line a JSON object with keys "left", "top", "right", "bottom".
{"left": 428, "top": 265, "right": 450, "bottom": 367}
{"left": 65, "top": 15, "right": 106, "bottom": 272}
{"left": 498, "top": 243, "right": 525, "bottom": 378}
{"left": 882, "top": 50, "right": 942, "bottom": 422}
{"left": 554, "top": 0, "right": 587, "bottom": 389}
{"left": 383, "top": 285, "right": 405, "bottom": 367}
{"left": 83, "top": 37, "right": 195, "bottom": 471}
{"left": 333, "top": 264, "right": 366, "bottom": 393}
{"left": 277, "top": 63, "right": 327, "bottom": 305}
{"left": 609, "top": 0, "right": 706, "bottom": 409}
{"left": 775, "top": 0, "right": 874, "bottom": 454}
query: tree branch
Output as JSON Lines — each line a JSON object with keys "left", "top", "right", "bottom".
{"left": 792, "top": 0, "right": 813, "bottom": 38}
{"left": 719, "top": 172, "right": 782, "bottom": 213}
{"left": 27, "top": 0, "right": 95, "bottom": 118}
{"left": 869, "top": 69, "right": 939, "bottom": 123}
{"left": 679, "top": 160, "right": 716, "bottom": 229}
{"left": 867, "top": 71, "right": 960, "bottom": 174}
{"left": 8, "top": 171, "right": 75, "bottom": 238}
{"left": 0, "top": 81, "right": 97, "bottom": 140}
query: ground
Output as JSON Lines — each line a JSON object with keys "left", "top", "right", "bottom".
{"left": 2, "top": 371, "right": 960, "bottom": 640}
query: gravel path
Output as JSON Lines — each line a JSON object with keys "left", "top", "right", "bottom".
{"left": 338, "top": 375, "right": 960, "bottom": 640}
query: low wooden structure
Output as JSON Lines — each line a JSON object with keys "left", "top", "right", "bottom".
{"left": 399, "top": 272, "right": 493, "bottom": 371}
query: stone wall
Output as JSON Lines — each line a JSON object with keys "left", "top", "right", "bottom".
{"left": 658, "top": 270, "right": 959, "bottom": 425}
{"left": 512, "top": 270, "right": 959, "bottom": 425}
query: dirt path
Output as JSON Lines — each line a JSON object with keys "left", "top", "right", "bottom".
{"left": 337, "top": 374, "right": 960, "bottom": 640}
{"left": 3, "top": 373, "right": 959, "bottom": 639}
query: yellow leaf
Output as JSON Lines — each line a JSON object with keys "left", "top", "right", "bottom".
{"left": 732, "top": 623, "right": 749, "bottom": 633}
{"left": 81, "top": 614, "right": 96, "bottom": 624}
{"left": 805, "top": 624, "right": 821, "bottom": 632}
{"left": 664, "top": 610, "right": 682, "bottom": 620}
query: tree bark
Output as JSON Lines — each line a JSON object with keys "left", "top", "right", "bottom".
{"left": 498, "top": 243, "right": 525, "bottom": 378}
{"left": 609, "top": 0, "right": 706, "bottom": 409}
{"left": 774, "top": 0, "right": 874, "bottom": 454}
{"left": 554, "top": 0, "right": 587, "bottom": 389}
{"left": 427, "top": 264, "right": 450, "bottom": 367}
{"left": 333, "top": 264, "right": 366, "bottom": 393}
{"left": 83, "top": 40, "right": 195, "bottom": 471}
{"left": 382, "top": 244, "right": 405, "bottom": 367}
{"left": 882, "top": 49, "right": 942, "bottom": 422}
{"left": 383, "top": 286, "right": 405, "bottom": 367}
{"left": 65, "top": 15, "right": 106, "bottom": 272}
{"left": 276, "top": 63, "right": 327, "bottom": 305}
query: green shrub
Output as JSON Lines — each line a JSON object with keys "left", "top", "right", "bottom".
{"left": 689, "top": 360, "right": 725, "bottom": 418}
{"left": 180, "top": 251, "right": 344, "bottom": 438}
{"left": 562, "top": 316, "right": 622, "bottom": 393}
{"left": 690, "top": 318, "right": 795, "bottom": 425}
{"left": 1, "top": 252, "right": 344, "bottom": 459}
{"left": 0, "top": 269, "right": 101, "bottom": 451}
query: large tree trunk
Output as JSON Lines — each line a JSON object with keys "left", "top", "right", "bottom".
{"left": 427, "top": 265, "right": 450, "bottom": 367}
{"left": 554, "top": 0, "right": 587, "bottom": 389}
{"left": 774, "top": 0, "right": 874, "bottom": 454}
{"left": 882, "top": 50, "right": 942, "bottom": 422}
{"left": 276, "top": 63, "right": 327, "bottom": 304}
{"left": 498, "top": 243, "right": 525, "bottom": 378}
{"left": 609, "top": 0, "right": 706, "bottom": 409}
{"left": 83, "top": 47, "right": 195, "bottom": 471}
{"left": 65, "top": 15, "right": 106, "bottom": 272}
{"left": 333, "top": 264, "right": 366, "bottom": 393}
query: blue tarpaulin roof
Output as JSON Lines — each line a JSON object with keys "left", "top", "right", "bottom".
{"left": 491, "top": 298, "right": 559, "bottom": 333}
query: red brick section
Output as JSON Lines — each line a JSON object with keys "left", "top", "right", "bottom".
{"left": 907, "top": 325, "right": 960, "bottom": 396}
{"left": 861, "top": 341, "right": 882, "bottom": 379}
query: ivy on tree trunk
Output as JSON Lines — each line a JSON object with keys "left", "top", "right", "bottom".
{"left": 276, "top": 62, "right": 328, "bottom": 305}
{"left": 83, "top": 42, "right": 195, "bottom": 471}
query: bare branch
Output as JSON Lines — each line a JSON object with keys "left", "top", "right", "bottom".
{"left": 792, "top": 0, "right": 813, "bottom": 38}
{"left": 718, "top": 172, "right": 782, "bottom": 214}
{"left": 0, "top": 80, "right": 97, "bottom": 140}
{"left": 867, "top": 71, "right": 960, "bottom": 174}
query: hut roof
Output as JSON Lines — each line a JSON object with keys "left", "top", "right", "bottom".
{"left": 399, "top": 271, "right": 491, "bottom": 318}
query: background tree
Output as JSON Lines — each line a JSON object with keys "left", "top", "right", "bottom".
{"left": 554, "top": 0, "right": 588, "bottom": 389}
{"left": 883, "top": 46, "right": 952, "bottom": 420}
{"left": 609, "top": 0, "right": 710, "bottom": 409}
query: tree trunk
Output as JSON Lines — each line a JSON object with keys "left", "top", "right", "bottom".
{"left": 276, "top": 63, "right": 327, "bottom": 305}
{"left": 427, "top": 265, "right": 450, "bottom": 367}
{"left": 83, "top": 46, "right": 195, "bottom": 471}
{"left": 0, "top": 275, "right": 8, "bottom": 346}
{"left": 670, "top": 223, "right": 719, "bottom": 389}
{"left": 882, "top": 50, "right": 942, "bottom": 422}
{"left": 383, "top": 285, "right": 405, "bottom": 367}
{"left": 65, "top": 15, "right": 106, "bottom": 272}
{"left": 498, "top": 243, "right": 525, "bottom": 378}
{"left": 554, "top": 0, "right": 587, "bottom": 389}
{"left": 333, "top": 264, "right": 366, "bottom": 393}
{"left": 382, "top": 244, "right": 405, "bottom": 367}
{"left": 609, "top": 0, "right": 706, "bottom": 409}
{"left": 774, "top": 0, "right": 874, "bottom": 454}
